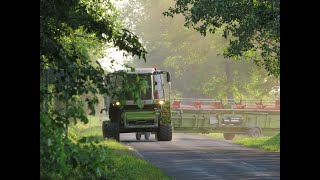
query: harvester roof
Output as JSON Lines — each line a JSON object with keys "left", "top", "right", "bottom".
{"left": 112, "top": 68, "right": 160, "bottom": 74}
{"left": 128, "top": 68, "right": 157, "bottom": 74}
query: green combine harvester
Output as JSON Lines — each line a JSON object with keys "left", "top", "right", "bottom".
{"left": 101, "top": 68, "right": 280, "bottom": 141}
{"left": 102, "top": 68, "right": 173, "bottom": 141}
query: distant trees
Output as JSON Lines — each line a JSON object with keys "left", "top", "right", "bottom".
{"left": 122, "top": 0, "right": 279, "bottom": 99}
{"left": 164, "top": 0, "right": 280, "bottom": 78}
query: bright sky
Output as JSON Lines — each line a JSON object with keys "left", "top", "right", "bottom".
{"left": 99, "top": 48, "right": 132, "bottom": 72}
{"left": 99, "top": 0, "right": 131, "bottom": 72}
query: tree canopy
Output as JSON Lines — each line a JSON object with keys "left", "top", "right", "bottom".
{"left": 40, "top": 0, "right": 147, "bottom": 178}
{"left": 40, "top": 0, "right": 148, "bottom": 125}
{"left": 163, "top": 0, "right": 280, "bottom": 78}
{"left": 122, "top": 0, "right": 279, "bottom": 99}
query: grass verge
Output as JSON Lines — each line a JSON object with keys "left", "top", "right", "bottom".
{"left": 202, "top": 132, "right": 280, "bottom": 152}
{"left": 66, "top": 116, "right": 172, "bottom": 180}
{"left": 234, "top": 132, "right": 280, "bottom": 152}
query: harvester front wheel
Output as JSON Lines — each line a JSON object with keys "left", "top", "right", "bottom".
{"left": 102, "top": 121, "right": 120, "bottom": 141}
{"left": 156, "top": 124, "right": 172, "bottom": 141}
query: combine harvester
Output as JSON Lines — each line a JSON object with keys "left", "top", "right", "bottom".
{"left": 101, "top": 67, "right": 280, "bottom": 141}
{"left": 171, "top": 98, "right": 280, "bottom": 140}
{"left": 102, "top": 68, "right": 173, "bottom": 141}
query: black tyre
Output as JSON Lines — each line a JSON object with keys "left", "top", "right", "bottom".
{"left": 248, "top": 128, "right": 261, "bottom": 138}
{"left": 136, "top": 133, "right": 142, "bottom": 140}
{"left": 223, "top": 133, "right": 236, "bottom": 140}
{"left": 156, "top": 124, "right": 172, "bottom": 141}
{"left": 144, "top": 132, "right": 150, "bottom": 140}
{"left": 103, "top": 121, "right": 120, "bottom": 141}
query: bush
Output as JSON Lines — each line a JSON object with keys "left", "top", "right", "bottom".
{"left": 40, "top": 114, "right": 170, "bottom": 179}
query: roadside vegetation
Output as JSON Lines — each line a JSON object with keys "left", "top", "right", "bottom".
{"left": 40, "top": 0, "right": 154, "bottom": 179}
{"left": 41, "top": 116, "right": 171, "bottom": 179}
{"left": 203, "top": 132, "right": 280, "bottom": 152}
{"left": 234, "top": 132, "right": 280, "bottom": 152}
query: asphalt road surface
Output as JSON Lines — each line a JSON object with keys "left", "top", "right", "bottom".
{"left": 122, "top": 133, "right": 280, "bottom": 180}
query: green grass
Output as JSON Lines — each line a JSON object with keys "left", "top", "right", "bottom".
{"left": 202, "top": 132, "right": 280, "bottom": 152}
{"left": 234, "top": 132, "right": 280, "bottom": 152}
{"left": 67, "top": 116, "right": 172, "bottom": 180}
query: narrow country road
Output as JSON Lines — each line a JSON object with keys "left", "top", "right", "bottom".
{"left": 122, "top": 133, "right": 280, "bottom": 180}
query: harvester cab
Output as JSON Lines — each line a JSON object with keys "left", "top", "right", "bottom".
{"left": 102, "top": 68, "right": 173, "bottom": 141}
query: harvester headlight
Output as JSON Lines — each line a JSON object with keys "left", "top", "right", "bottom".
{"left": 159, "top": 100, "right": 165, "bottom": 105}
{"left": 115, "top": 101, "right": 120, "bottom": 106}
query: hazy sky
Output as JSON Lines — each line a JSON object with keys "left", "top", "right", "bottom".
{"left": 99, "top": 48, "right": 130, "bottom": 72}
{"left": 99, "top": 0, "right": 134, "bottom": 72}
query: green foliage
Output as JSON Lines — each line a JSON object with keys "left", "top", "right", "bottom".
{"left": 122, "top": 0, "right": 279, "bottom": 100}
{"left": 164, "top": 0, "right": 280, "bottom": 77}
{"left": 41, "top": 117, "right": 171, "bottom": 179}
{"left": 40, "top": 113, "right": 70, "bottom": 177}
{"left": 203, "top": 132, "right": 280, "bottom": 151}
{"left": 40, "top": 0, "right": 148, "bottom": 116}
{"left": 40, "top": 0, "right": 150, "bottom": 178}
{"left": 234, "top": 132, "right": 280, "bottom": 151}
{"left": 201, "top": 60, "right": 279, "bottom": 99}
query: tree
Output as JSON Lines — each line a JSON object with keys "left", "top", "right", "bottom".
{"left": 40, "top": 0, "right": 147, "bottom": 177}
{"left": 164, "top": 0, "right": 280, "bottom": 78}
{"left": 121, "top": 0, "right": 279, "bottom": 99}
{"left": 40, "top": 0, "right": 147, "bottom": 129}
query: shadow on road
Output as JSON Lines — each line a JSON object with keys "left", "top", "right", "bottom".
{"left": 121, "top": 140, "right": 158, "bottom": 143}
